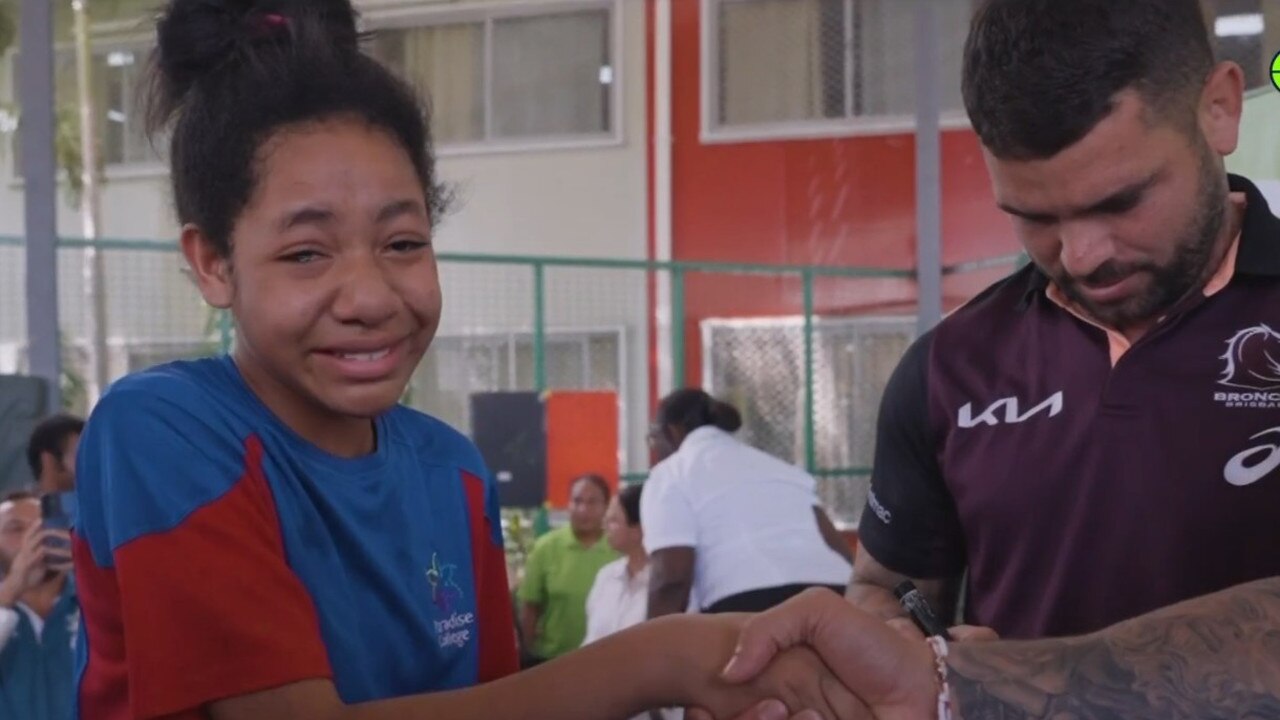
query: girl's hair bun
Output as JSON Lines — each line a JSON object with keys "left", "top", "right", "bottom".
{"left": 149, "top": 0, "right": 359, "bottom": 132}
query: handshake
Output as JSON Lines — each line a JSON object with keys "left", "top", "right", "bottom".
{"left": 522, "top": 575, "right": 1267, "bottom": 720}
{"left": 657, "top": 588, "right": 947, "bottom": 720}
{"left": 514, "top": 587, "right": 955, "bottom": 720}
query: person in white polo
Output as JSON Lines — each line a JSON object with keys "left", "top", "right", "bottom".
{"left": 641, "top": 389, "right": 853, "bottom": 617}
{"left": 581, "top": 484, "right": 680, "bottom": 720}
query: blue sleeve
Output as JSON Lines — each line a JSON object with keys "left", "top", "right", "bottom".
{"left": 76, "top": 375, "right": 249, "bottom": 563}
{"left": 72, "top": 370, "right": 333, "bottom": 719}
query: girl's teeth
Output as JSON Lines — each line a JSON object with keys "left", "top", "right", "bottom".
{"left": 340, "top": 349, "right": 389, "bottom": 361}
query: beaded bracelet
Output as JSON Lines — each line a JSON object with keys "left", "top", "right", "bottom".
{"left": 926, "top": 635, "right": 954, "bottom": 720}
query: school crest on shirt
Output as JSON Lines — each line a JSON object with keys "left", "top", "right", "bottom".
{"left": 426, "top": 552, "right": 474, "bottom": 650}
{"left": 425, "top": 552, "right": 464, "bottom": 612}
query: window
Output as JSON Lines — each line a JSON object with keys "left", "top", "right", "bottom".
{"left": 8, "top": 42, "right": 158, "bottom": 172}
{"left": 1207, "top": 0, "right": 1277, "bottom": 93}
{"left": 705, "top": 0, "right": 975, "bottom": 138}
{"left": 98, "top": 47, "right": 154, "bottom": 166}
{"left": 368, "top": 3, "right": 617, "bottom": 149}
{"left": 408, "top": 329, "right": 626, "bottom": 452}
{"left": 702, "top": 315, "right": 915, "bottom": 526}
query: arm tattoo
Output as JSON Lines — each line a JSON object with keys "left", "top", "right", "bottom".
{"left": 947, "top": 578, "right": 1280, "bottom": 719}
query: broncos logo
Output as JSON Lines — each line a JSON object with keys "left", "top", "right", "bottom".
{"left": 1220, "top": 324, "right": 1280, "bottom": 391}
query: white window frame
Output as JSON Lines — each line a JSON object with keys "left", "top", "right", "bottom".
{"left": 93, "top": 35, "right": 166, "bottom": 174}
{"left": 700, "top": 313, "right": 917, "bottom": 528}
{"left": 362, "top": 0, "right": 624, "bottom": 157}
{"left": 700, "top": 0, "right": 972, "bottom": 145}
{"left": 4, "top": 30, "right": 168, "bottom": 183}
{"left": 0, "top": 342, "right": 23, "bottom": 375}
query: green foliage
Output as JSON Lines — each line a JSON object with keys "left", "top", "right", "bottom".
{"left": 0, "top": 1, "right": 15, "bottom": 57}
{"left": 55, "top": 106, "right": 88, "bottom": 205}
{"left": 200, "top": 306, "right": 233, "bottom": 356}
{"left": 59, "top": 331, "right": 87, "bottom": 414}
{"left": 501, "top": 508, "right": 541, "bottom": 586}
{"left": 0, "top": 1, "right": 100, "bottom": 207}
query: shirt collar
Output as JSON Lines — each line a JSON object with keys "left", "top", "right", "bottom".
{"left": 1018, "top": 173, "right": 1280, "bottom": 311}
{"left": 571, "top": 536, "right": 607, "bottom": 552}
{"left": 623, "top": 561, "right": 651, "bottom": 584}
{"left": 600, "top": 558, "right": 648, "bottom": 584}
{"left": 1231, "top": 173, "right": 1280, "bottom": 276}
{"left": 682, "top": 426, "right": 725, "bottom": 448}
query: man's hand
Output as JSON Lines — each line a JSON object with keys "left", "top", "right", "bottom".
{"left": 686, "top": 644, "right": 870, "bottom": 720}
{"left": 949, "top": 625, "right": 999, "bottom": 642}
{"left": 0, "top": 520, "right": 72, "bottom": 607}
{"left": 714, "top": 589, "right": 939, "bottom": 720}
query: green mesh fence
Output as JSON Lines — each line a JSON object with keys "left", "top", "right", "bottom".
{"left": 1, "top": 235, "right": 1022, "bottom": 526}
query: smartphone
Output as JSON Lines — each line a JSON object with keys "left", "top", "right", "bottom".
{"left": 39, "top": 492, "right": 74, "bottom": 561}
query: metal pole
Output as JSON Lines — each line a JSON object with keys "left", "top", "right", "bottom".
{"left": 802, "top": 270, "right": 816, "bottom": 473}
{"left": 670, "top": 268, "right": 684, "bottom": 388}
{"left": 21, "top": 0, "right": 61, "bottom": 411}
{"left": 914, "top": 0, "right": 943, "bottom": 336}
{"left": 74, "top": 0, "right": 109, "bottom": 406}
{"left": 532, "top": 262, "right": 546, "bottom": 392}
{"left": 653, "top": 0, "right": 674, "bottom": 398}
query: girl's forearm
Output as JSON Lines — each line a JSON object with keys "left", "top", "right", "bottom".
{"left": 348, "top": 614, "right": 742, "bottom": 720}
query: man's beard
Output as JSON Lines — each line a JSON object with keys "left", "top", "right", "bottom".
{"left": 1052, "top": 147, "right": 1227, "bottom": 331}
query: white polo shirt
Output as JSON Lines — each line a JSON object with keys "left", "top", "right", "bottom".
{"left": 582, "top": 559, "right": 682, "bottom": 720}
{"left": 582, "top": 558, "right": 651, "bottom": 647}
{"left": 641, "top": 427, "right": 851, "bottom": 609}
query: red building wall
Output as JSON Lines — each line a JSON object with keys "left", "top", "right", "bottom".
{"left": 662, "top": 0, "right": 1020, "bottom": 385}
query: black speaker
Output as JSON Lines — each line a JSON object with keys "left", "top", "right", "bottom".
{"left": 470, "top": 392, "right": 546, "bottom": 508}
{"left": 0, "top": 376, "right": 50, "bottom": 496}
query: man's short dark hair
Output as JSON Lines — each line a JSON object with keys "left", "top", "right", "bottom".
{"left": 571, "top": 473, "right": 612, "bottom": 504}
{"left": 618, "top": 484, "right": 643, "bottom": 527}
{"left": 962, "top": 0, "right": 1215, "bottom": 160}
{"left": 26, "top": 414, "right": 85, "bottom": 478}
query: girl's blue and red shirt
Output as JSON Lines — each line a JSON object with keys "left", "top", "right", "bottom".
{"left": 70, "top": 356, "right": 518, "bottom": 719}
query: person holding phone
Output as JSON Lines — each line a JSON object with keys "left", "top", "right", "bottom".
{"left": 0, "top": 492, "right": 77, "bottom": 720}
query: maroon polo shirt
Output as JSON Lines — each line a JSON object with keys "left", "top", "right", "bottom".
{"left": 859, "top": 174, "right": 1280, "bottom": 639}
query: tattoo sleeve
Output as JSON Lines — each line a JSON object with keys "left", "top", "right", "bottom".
{"left": 946, "top": 577, "right": 1280, "bottom": 719}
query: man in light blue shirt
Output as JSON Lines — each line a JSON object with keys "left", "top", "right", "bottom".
{"left": 0, "top": 492, "right": 77, "bottom": 720}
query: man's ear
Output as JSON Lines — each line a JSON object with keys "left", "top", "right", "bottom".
{"left": 1199, "top": 60, "right": 1245, "bottom": 157}
{"left": 181, "top": 224, "right": 233, "bottom": 309}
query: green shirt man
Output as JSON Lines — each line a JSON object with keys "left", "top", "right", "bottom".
{"left": 517, "top": 525, "right": 619, "bottom": 660}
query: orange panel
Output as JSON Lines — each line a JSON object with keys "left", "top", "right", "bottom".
{"left": 544, "top": 391, "right": 620, "bottom": 510}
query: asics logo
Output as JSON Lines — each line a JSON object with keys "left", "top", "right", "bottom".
{"left": 1224, "top": 427, "right": 1280, "bottom": 487}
